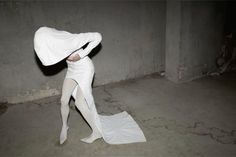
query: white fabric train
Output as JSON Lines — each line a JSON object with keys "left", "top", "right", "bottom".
{"left": 34, "top": 27, "right": 146, "bottom": 144}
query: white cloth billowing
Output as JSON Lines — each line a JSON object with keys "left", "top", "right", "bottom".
{"left": 34, "top": 27, "right": 101, "bottom": 66}
{"left": 34, "top": 27, "right": 146, "bottom": 144}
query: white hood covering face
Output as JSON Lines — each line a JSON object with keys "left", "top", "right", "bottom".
{"left": 34, "top": 27, "right": 89, "bottom": 66}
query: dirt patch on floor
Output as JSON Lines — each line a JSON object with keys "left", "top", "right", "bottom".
{"left": 0, "top": 102, "right": 8, "bottom": 115}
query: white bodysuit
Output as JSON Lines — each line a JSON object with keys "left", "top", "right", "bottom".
{"left": 34, "top": 27, "right": 146, "bottom": 144}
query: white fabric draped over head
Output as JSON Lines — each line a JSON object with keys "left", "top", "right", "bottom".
{"left": 34, "top": 26, "right": 99, "bottom": 66}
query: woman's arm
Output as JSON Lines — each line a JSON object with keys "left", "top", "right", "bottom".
{"left": 77, "top": 32, "right": 102, "bottom": 58}
{"left": 67, "top": 32, "right": 102, "bottom": 62}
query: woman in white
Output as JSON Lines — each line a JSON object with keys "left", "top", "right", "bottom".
{"left": 34, "top": 27, "right": 146, "bottom": 145}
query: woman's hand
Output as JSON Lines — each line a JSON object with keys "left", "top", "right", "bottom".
{"left": 67, "top": 53, "right": 81, "bottom": 62}
{"left": 67, "top": 49, "right": 83, "bottom": 62}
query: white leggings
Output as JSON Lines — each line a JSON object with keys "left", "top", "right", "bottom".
{"left": 60, "top": 78, "right": 101, "bottom": 144}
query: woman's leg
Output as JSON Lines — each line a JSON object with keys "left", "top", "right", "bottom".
{"left": 75, "top": 85, "right": 102, "bottom": 143}
{"left": 60, "top": 78, "right": 77, "bottom": 144}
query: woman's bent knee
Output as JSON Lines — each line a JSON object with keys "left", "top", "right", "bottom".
{"left": 61, "top": 97, "right": 69, "bottom": 106}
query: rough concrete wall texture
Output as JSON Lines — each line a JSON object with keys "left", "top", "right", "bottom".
{"left": 0, "top": 1, "right": 166, "bottom": 103}
{"left": 165, "top": 1, "right": 181, "bottom": 82}
{"left": 165, "top": 1, "right": 225, "bottom": 83}
{"left": 179, "top": 2, "right": 224, "bottom": 81}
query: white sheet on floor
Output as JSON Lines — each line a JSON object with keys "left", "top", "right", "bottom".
{"left": 99, "top": 111, "right": 146, "bottom": 144}
{"left": 33, "top": 26, "right": 146, "bottom": 144}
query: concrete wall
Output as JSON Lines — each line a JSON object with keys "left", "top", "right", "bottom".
{"left": 165, "top": 1, "right": 181, "bottom": 82}
{"left": 0, "top": 1, "right": 166, "bottom": 103}
{"left": 165, "top": 1, "right": 225, "bottom": 82}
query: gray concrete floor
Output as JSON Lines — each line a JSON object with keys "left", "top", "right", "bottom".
{"left": 0, "top": 73, "right": 236, "bottom": 157}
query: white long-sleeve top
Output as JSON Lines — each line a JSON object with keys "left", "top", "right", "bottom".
{"left": 71, "top": 32, "right": 102, "bottom": 59}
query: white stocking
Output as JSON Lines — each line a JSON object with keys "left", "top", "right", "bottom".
{"left": 60, "top": 79, "right": 77, "bottom": 144}
{"left": 75, "top": 85, "right": 102, "bottom": 143}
